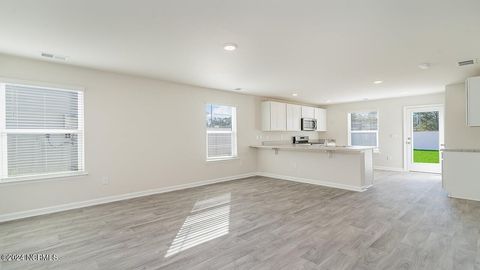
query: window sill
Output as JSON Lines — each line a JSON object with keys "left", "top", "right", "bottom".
{"left": 0, "top": 171, "right": 88, "bottom": 184}
{"left": 349, "top": 145, "right": 380, "bottom": 153}
{"left": 206, "top": 156, "right": 239, "bottom": 162}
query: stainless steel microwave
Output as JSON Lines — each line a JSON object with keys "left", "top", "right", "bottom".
{"left": 301, "top": 118, "right": 317, "bottom": 131}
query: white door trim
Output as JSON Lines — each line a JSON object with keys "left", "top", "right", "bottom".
{"left": 403, "top": 104, "right": 444, "bottom": 173}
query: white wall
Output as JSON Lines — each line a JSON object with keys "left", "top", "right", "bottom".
{"left": 0, "top": 54, "right": 322, "bottom": 216}
{"left": 445, "top": 82, "right": 480, "bottom": 149}
{"left": 323, "top": 93, "right": 445, "bottom": 170}
{"left": 0, "top": 54, "right": 254, "bottom": 215}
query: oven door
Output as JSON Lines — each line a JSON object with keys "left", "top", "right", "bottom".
{"left": 301, "top": 118, "right": 317, "bottom": 131}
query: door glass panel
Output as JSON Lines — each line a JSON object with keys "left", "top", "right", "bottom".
{"left": 412, "top": 111, "right": 440, "bottom": 164}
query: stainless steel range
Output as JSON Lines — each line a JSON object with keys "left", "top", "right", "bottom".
{"left": 292, "top": 136, "right": 310, "bottom": 144}
{"left": 292, "top": 136, "right": 329, "bottom": 145}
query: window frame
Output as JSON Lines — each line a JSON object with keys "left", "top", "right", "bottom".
{"left": 0, "top": 80, "right": 86, "bottom": 183}
{"left": 205, "top": 104, "right": 238, "bottom": 161}
{"left": 347, "top": 110, "right": 379, "bottom": 149}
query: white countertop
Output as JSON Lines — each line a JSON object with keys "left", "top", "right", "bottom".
{"left": 441, "top": 148, "right": 480, "bottom": 153}
{"left": 250, "top": 144, "right": 375, "bottom": 153}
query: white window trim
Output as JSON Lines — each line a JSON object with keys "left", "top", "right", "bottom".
{"left": 206, "top": 156, "right": 239, "bottom": 162}
{"left": 1, "top": 171, "right": 89, "bottom": 184}
{"left": 0, "top": 81, "right": 86, "bottom": 183}
{"left": 0, "top": 77, "right": 84, "bottom": 93}
{"left": 206, "top": 105, "right": 238, "bottom": 161}
{"left": 0, "top": 84, "right": 7, "bottom": 180}
{"left": 347, "top": 111, "right": 380, "bottom": 149}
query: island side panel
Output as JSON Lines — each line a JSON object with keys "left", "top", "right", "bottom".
{"left": 361, "top": 149, "right": 374, "bottom": 188}
{"left": 256, "top": 149, "right": 368, "bottom": 191}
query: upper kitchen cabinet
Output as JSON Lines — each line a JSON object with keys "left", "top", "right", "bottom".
{"left": 262, "top": 101, "right": 287, "bottom": 131}
{"left": 262, "top": 101, "right": 327, "bottom": 132}
{"left": 301, "top": 106, "right": 315, "bottom": 119}
{"left": 315, "top": 108, "right": 327, "bottom": 131}
{"left": 467, "top": 76, "right": 480, "bottom": 126}
{"left": 286, "top": 104, "right": 301, "bottom": 131}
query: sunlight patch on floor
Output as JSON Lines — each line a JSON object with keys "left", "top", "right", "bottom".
{"left": 164, "top": 193, "right": 231, "bottom": 257}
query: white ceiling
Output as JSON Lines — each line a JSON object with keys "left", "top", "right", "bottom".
{"left": 1, "top": 0, "right": 480, "bottom": 104}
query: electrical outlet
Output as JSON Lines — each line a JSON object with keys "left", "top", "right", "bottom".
{"left": 386, "top": 155, "right": 391, "bottom": 160}
{"left": 101, "top": 176, "right": 109, "bottom": 185}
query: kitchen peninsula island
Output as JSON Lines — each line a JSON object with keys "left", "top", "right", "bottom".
{"left": 250, "top": 144, "right": 374, "bottom": 192}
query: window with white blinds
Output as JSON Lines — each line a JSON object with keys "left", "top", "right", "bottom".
{"left": 0, "top": 82, "right": 85, "bottom": 182}
{"left": 205, "top": 104, "right": 237, "bottom": 160}
{"left": 348, "top": 111, "right": 379, "bottom": 148}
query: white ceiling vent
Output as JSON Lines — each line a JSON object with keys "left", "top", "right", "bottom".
{"left": 458, "top": 59, "right": 479, "bottom": 67}
{"left": 40, "top": 52, "right": 67, "bottom": 61}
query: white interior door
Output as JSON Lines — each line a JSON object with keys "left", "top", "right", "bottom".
{"left": 404, "top": 105, "right": 444, "bottom": 173}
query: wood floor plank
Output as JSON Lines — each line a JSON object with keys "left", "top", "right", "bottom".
{"left": 1, "top": 171, "right": 480, "bottom": 270}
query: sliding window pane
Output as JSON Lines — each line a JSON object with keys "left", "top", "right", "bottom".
{"left": 351, "top": 132, "right": 377, "bottom": 147}
{"left": 350, "top": 112, "right": 378, "bottom": 131}
{"left": 5, "top": 84, "right": 80, "bottom": 129}
{"left": 207, "top": 132, "right": 232, "bottom": 157}
{"left": 7, "top": 133, "right": 81, "bottom": 177}
{"left": 206, "top": 104, "right": 232, "bottom": 129}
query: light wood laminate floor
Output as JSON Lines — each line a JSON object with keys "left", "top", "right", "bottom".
{"left": 1, "top": 171, "right": 480, "bottom": 270}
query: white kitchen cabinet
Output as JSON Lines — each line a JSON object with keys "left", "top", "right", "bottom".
{"left": 301, "top": 106, "right": 315, "bottom": 119}
{"left": 286, "top": 104, "right": 301, "bottom": 131}
{"left": 315, "top": 107, "right": 327, "bottom": 131}
{"left": 262, "top": 101, "right": 327, "bottom": 132}
{"left": 261, "top": 101, "right": 286, "bottom": 131}
{"left": 467, "top": 76, "right": 480, "bottom": 126}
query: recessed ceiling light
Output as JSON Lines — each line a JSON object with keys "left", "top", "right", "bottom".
{"left": 292, "top": 93, "right": 298, "bottom": 97}
{"left": 223, "top": 43, "right": 238, "bottom": 51}
{"left": 373, "top": 80, "right": 383, "bottom": 84}
{"left": 234, "top": 88, "right": 242, "bottom": 91}
{"left": 418, "top": 63, "right": 431, "bottom": 70}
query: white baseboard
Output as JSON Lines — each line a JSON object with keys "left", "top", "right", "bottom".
{"left": 256, "top": 172, "right": 368, "bottom": 192}
{"left": 447, "top": 193, "right": 480, "bottom": 202}
{"left": 0, "top": 173, "right": 256, "bottom": 223}
{"left": 374, "top": 166, "right": 405, "bottom": 172}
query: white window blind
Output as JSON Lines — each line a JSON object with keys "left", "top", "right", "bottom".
{"left": 0, "top": 82, "right": 85, "bottom": 181}
{"left": 205, "top": 104, "right": 237, "bottom": 160}
{"left": 348, "top": 111, "right": 379, "bottom": 147}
